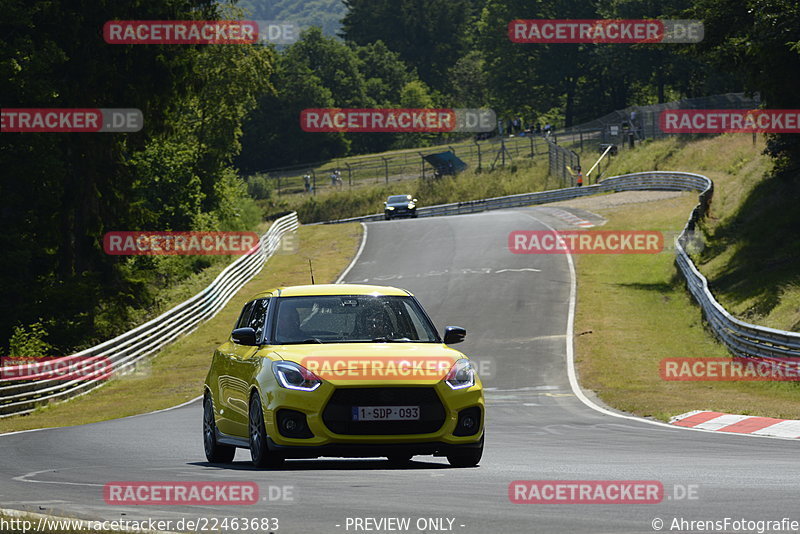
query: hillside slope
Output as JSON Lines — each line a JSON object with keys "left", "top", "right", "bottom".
{"left": 599, "top": 134, "right": 799, "bottom": 332}
{"left": 238, "top": 0, "right": 346, "bottom": 36}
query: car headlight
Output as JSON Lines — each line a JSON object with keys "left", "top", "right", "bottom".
{"left": 272, "top": 361, "right": 322, "bottom": 391}
{"left": 445, "top": 359, "right": 475, "bottom": 390}
{"left": 408, "top": 203, "right": 416, "bottom": 209}
{"left": 386, "top": 206, "right": 395, "bottom": 210}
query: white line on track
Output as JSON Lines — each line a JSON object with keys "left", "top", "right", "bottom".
{"left": 13, "top": 468, "right": 103, "bottom": 487}
{"left": 0, "top": 222, "right": 371, "bottom": 439}
{"left": 519, "top": 211, "right": 795, "bottom": 441}
{"left": 336, "top": 222, "right": 367, "bottom": 284}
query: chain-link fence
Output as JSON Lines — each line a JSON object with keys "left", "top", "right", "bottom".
{"left": 547, "top": 138, "right": 581, "bottom": 185}
{"left": 249, "top": 135, "right": 548, "bottom": 196}
{"left": 541, "top": 93, "right": 760, "bottom": 183}
{"left": 559, "top": 92, "right": 760, "bottom": 147}
{"left": 249, "top": 93, "right": 760, "bottom": 198}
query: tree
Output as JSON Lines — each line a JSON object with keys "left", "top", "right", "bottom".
{"left": 477, "top": 0, "right": 597, "bottom": 125}
{"left": 0, "top": 0, "right": 276, "bottom": 351}
{"left": 357, "top": 40, "right": 415, "bottom": 106}
{"left": 690, "top": 0, "right": 800, "bottom": 176}
{"left": 447, "top": 50, "right": 489, "bottom": 108}
{"left": 341, "top": 0, "right": 480, "bottom": 92}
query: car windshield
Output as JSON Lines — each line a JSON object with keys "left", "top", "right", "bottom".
{"left": 388, "top": 195, "right": 411, "bottom": 203}
{"left": 273, "top": 295, "right": 439, "bottom": 344}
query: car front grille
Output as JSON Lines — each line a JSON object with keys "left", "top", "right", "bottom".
{"left": 322, "top": 387, "right": 446, "bottom": 435}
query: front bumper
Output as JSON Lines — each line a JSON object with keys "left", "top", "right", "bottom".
{"left": 385, "top": 208, "right": 417, "bottom": 218}
{"left": 266, "top": 435, "right": 484, "bottom": 458}
{"left": 261, "top": 383, "right": 484, "bottom": 452}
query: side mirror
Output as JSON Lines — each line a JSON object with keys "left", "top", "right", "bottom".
{"left": 232, "top": 327, "right": 258, "bottom": 346}
{"left": 443, "top": 326, "right": 466, "bottom": 345}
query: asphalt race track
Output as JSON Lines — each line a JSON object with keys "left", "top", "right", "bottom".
{"left": 1, "top": 207, "right": 798, "bottom": 534}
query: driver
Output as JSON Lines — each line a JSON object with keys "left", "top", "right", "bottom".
{"left": 275, "top": 305, "right": 303, "bottom": 343}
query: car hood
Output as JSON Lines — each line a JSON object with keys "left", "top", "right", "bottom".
{"left": 271, "top": 343, "right": 465, "bottom": 386}
{"left": 387, "top": 201, "right": 413, "bottom": 207}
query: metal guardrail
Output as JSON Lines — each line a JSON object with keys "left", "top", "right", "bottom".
{"left": 674, "top": 191, "right": 800, "bottom": 364}
{"left": 0, "top": 212, "right": 299, "bottom": 418}
{"left": 325, "top": 172, "right": 705, "bottom": 223}
{"left": 327, "top": 171, "right": 800, "bottom": 362}
{"left": 4, "top": 173, "right": 795, "bottom": 419}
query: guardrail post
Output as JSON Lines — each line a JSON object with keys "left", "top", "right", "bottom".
{"left": 0, "top": 212, "right": 301, "bottom": 417}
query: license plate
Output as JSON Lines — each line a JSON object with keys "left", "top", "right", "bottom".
{"left": 352, "top": 406, "right": 420, "bottom": 421}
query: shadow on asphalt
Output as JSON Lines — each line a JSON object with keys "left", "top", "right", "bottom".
{"left": 187, "top": 459, "right": 471, "bottom": 471}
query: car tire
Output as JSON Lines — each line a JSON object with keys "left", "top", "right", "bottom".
{"left": 446, "top": 435, "right": 483, "bottom": 468}
{"left": 386, "top": 454, "right": 413, "bottom": 465}
{"left": 384, "top": 214, "right": 391, "bottom": 220}
{"left": 203, "top": 395, "right": 236, "bottom": 464}
{"left": 249, "top": 393, "right": 284, "bottom": 468}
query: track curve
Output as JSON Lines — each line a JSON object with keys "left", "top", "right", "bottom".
{"left": 1, "top": 207, "right": 798, "bottom": 534}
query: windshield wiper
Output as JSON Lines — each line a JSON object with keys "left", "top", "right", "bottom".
{"left": 371, "top": 337, "right": 412, "bottom": 342}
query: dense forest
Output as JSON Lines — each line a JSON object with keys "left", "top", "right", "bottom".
{"left": 1, "top": 0, "right": 798, "bottom": 357}
{"left": 237, "top": 0, "right": 347, "bottom": 36}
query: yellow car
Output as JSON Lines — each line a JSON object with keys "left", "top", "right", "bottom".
{"left": 203, "top": 284, "right": 484, "bottom": 468}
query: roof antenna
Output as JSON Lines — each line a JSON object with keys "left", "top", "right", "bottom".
{"left": 308, "top": 258, "right": 315, "bottom": 285}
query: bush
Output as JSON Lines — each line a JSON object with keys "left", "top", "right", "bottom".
{"left": 247, "top": 174, "right": 274, "bottom": 200}
{"left": 7, "top": 320, "right": 54, "bottom": 359}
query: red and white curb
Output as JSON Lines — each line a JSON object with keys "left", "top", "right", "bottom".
{"left": 538, "top": 207, "right": 597, "bottom": 228}
{"left": 670, "top": 410, "right": 800, "bottom": 439}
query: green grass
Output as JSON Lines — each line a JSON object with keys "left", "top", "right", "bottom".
{"left": 282, "top": 157, "right": 554, "bottom": 223}
{"left": 258, "top": 134, "right": 541, "bottom": 195}
{"left": 590, "top": 134, "right": 798, "bottom": 333}
{"left": 3, "top": 133, "right": 796, "bottom": 431}
{"left": 573, "top": 134, "right": 800, "bottom": 420}
{"left": 0, "top": 223, "right": 363, "bottom": 434}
